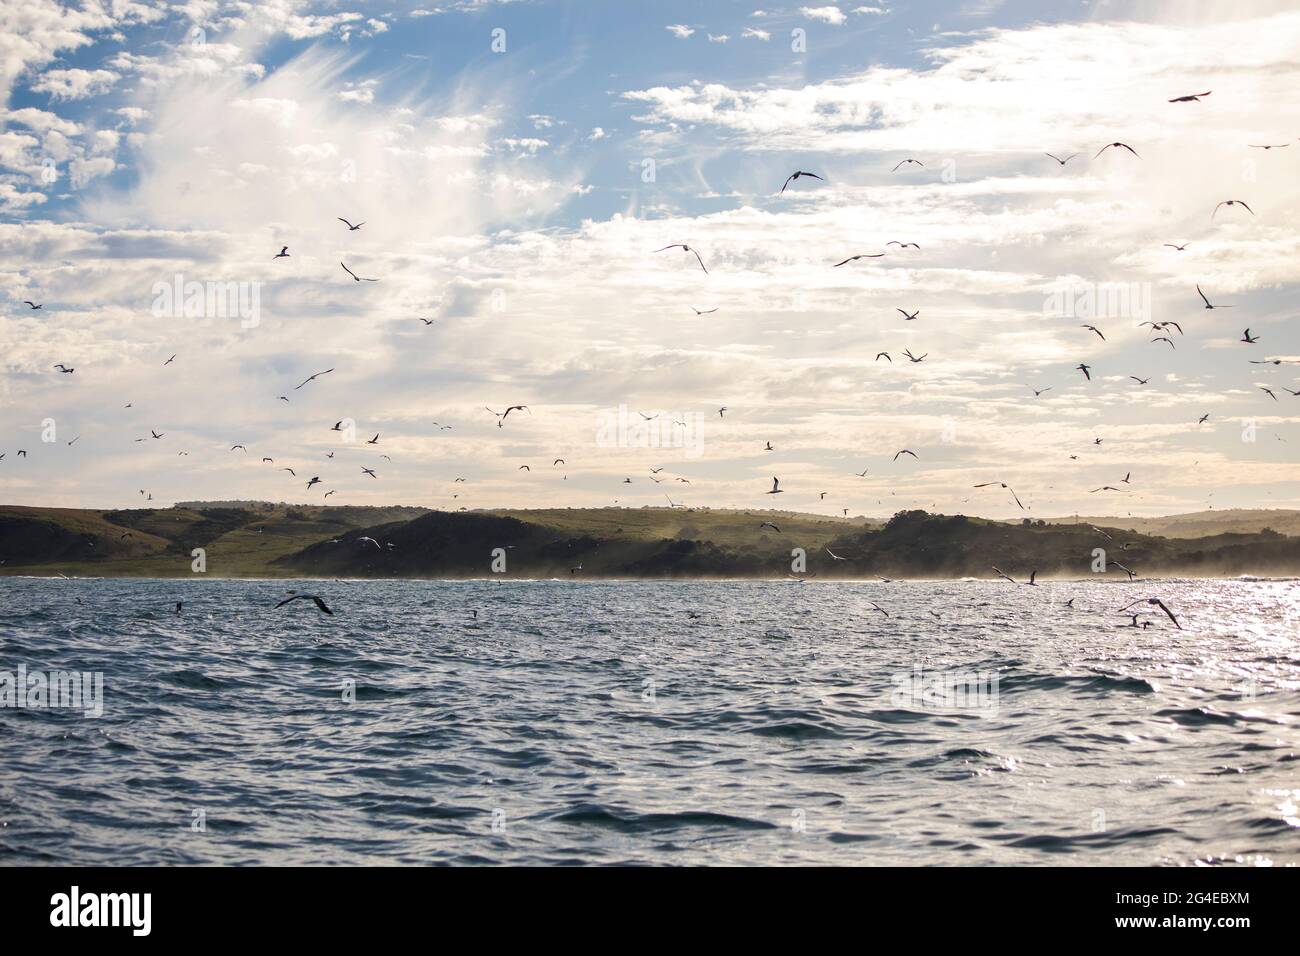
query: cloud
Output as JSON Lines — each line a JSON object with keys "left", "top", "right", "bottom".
{"left": 665, "top": 24, "right": 695, "bottom": 39}
{"left": 800, "top": 6, "right": 847, "bottom": 25}
{"left": 30, "top": 69, "right": 120, "bottom": 101}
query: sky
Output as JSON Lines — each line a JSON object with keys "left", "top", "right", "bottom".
{"left": 1, "top": 0, "right": 1298, "bottom": 520}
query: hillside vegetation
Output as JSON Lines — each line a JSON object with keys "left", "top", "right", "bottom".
{"left": 2, "top": 502, "right": 1297, "bottom": 580}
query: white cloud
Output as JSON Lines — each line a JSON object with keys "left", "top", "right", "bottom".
{"left": 801, "top": 6, "right": 847, "bottom": 25}
{"left": 665, "top": 24, "right": 695, "bottom": 39}
{"left": 30, "top": 69, "right": 120, "bottom": 101}
{"left": 741, "top": 27, "right": 771, "bottom": 40}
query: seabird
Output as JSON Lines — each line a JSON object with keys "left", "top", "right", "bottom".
{"left": 340, "top": 262, "right": 378, "bottom": 282}
{"left": 766, "top": 476, "right": 783, "bottom": 495}
{"left": 654, "top": 244, "right": 708, "bottom": 273}
{"left": 973, "top": 481, "right": 1024, "bottom": 509}
{"left": 1211, "top": 200, "right": 1253, "bottom": 219}
{"left": 1095, "top": 142, "right": 1139, "bottom": 158}
{"left": 337, "top": 218, "right": 365, "bottom": 230}
{"left": 779, "top": 170, "right": 824, "bottom": 193}
{"left": 833, "top": 253, "right": 884, "bottom": 267}
{"left": 295, "top": 368, "right": 334, "bottom": 389}
{"left": 1119, "top": 597, "right": 1181, "bottom": 629}
{"left": 275, "top": 594, "right": 334, "bottom": 614}
{"left": 1197, "top": 285, "right": 1232, "bottom": 309}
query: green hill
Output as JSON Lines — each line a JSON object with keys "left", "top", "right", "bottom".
{"left": 3, "top": 502, "right": 1297, "bottom": 580}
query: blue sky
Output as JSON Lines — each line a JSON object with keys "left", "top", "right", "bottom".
{"left": 2, "top": 0, "right": 1298, "bottom": 518}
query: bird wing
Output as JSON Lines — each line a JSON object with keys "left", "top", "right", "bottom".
{"left": 1151, "top": 598, "right": 1181, "bottom": 629}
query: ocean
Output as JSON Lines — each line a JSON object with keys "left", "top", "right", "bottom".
{"left": 0, "top": 577, "right": 1297, "bottom": 865}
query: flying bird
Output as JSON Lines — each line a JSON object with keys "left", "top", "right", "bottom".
{"left": 766, "top": 476, "right": 783, "bottom": 495}
{"left": 273, "top": 246, "right": 289, "bottom": 259}
{"left": 1241, "top": 328, "right": 1259, "bottom": 343}
{"left": 337, "top": 218, "right": 365, "bottom": 230}
{"left": 1168, "top": 91, "right": 1211, "bottom": 102}
{"left": 340, "top": 262, "right": 378, "bottom": 282}
{"left": 892, "top": 158, "right": 924, "bottom": 171}
{"left": 1196, "top": 285, "right": 1233, "bottom": 310}
{"left": 779, "top": 170, "right": 824, "bottom": 193}
{"left": 486, "top": 404, "right": 530, "bottom": 428}
{"left": 22, "top": 300, "right": 42, "bottom": 309}
{"left": 1119, "top": 598, "right": 1181, "bottom": 629}
{"left": 654, "top": 244, "right": 708, "bottom": 273}
{"left": 163, "top": 354, "right": 176, "bottom": 366}
{"left": 295, "top": 368, "right": 334, "bottom": 389}
{"left": 275, "top": 594, "right": 334, "bottom": 615}
{"left": 1095, "top": 142, "right": 1139, "bottom": 158}
{"left": 1044, "top": 152, "right": 1079, "bottom": 165}
{"left": 1081, "top": 324, "right": 1105, "bottom": 340}
{"left": 1163, "top": 243, "right": 1188, "bottom": 251}
{"left": 1076, "top": 363, "right": 1092, "bottom": 380}
{"left": 894, "top": 449, "right": 918, "bottom": 461}
{"left": 833, "top": 253, "right": 884, "bottom": 267}
{"left": 691, "top": 306, "right": 719, "bottom": 315}
{"left": 973, "top": 482, "right": 1024, "bottom": 509}
{"left": 53, "top": 364, "right": 74, "bottom": 373}
{"left": 1212, "top": 200, "right": 1253, "bottom": 219}
{"left": 898, "top": 308, "right": 919, "bottom": 321}
{"left": 759, "top": 521, "right": 781, "bottom": 533}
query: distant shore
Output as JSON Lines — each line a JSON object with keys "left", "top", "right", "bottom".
{"left": 3, "top": 502, "right": 1298, "bottom": 582}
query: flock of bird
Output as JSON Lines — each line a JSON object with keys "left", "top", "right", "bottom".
{"left": 9, "top": 89, "right": 1298, "bottom": 630}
